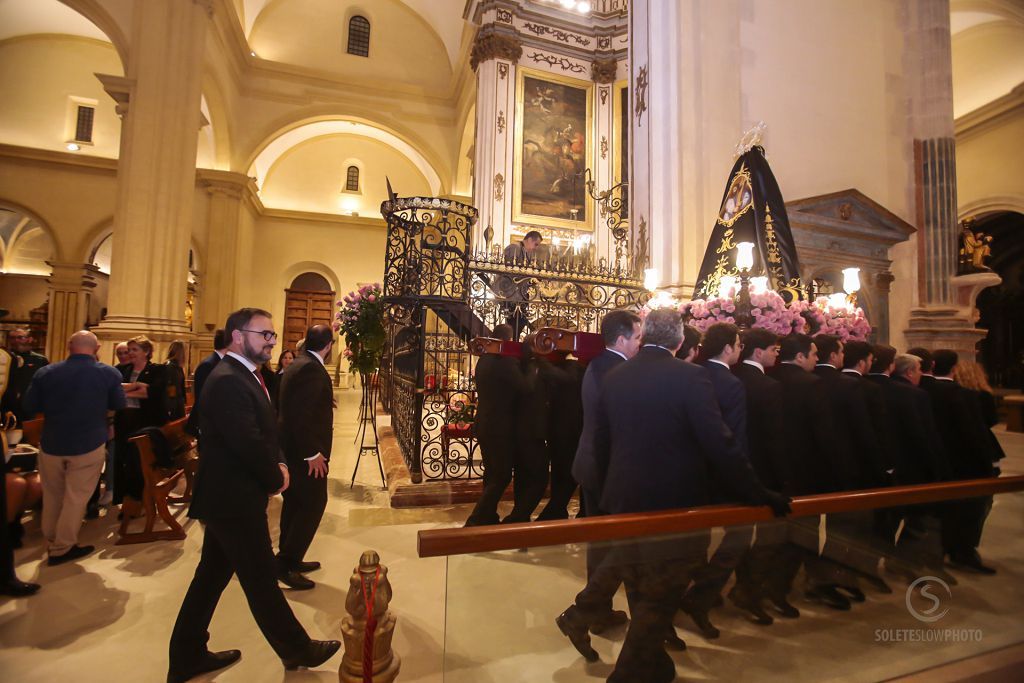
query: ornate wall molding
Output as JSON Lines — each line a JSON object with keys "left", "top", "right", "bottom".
{"left": 600, "top": 136, "right": 608, "bottom": 159}
{"left": 497, "top": 110, "right": 506, "bottom": 134}
{"left": 493, "top": 173, "right": 505, "bottom": 202}
{"left": 591, "top": 58, "right": 617, "bottom": 84}
{"left": 497, "top": 62, "right": 509, "bottom": 79}
{"left": 599, "top": 86, "right": 609, "bottom": 105}
{"left": 470, "top": 32, "right": 523, "bottom": 71}
{"left": 522, "top": 22, "right": 591, "bottom": 46}
{"left": 496, "top": 8, "right": 513, "bottom": 24}
{"left": 526, "top": 52, "right": 587, "bottom": 74}
{"left": 634, "top": 64, "right": 648, "bottom": 126}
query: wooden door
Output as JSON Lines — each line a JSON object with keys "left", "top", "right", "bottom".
{"left": 283, "top": 289, "right": 335, "bottom": 352}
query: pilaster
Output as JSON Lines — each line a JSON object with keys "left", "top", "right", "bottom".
{"left": 44, "top": 262, "right": 100, "bottom": 362}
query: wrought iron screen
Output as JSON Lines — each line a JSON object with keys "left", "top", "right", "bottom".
{"left": 381, "top": 196, "right": 649, "bottom": 482}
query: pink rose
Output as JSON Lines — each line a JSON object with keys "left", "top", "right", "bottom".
{"left": 367, "top": 294, "right": 376, "bottom": 302}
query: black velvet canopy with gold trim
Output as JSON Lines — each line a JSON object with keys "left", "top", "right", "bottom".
{"left": 694, "top": 146, "right": 804, "bottom": 301}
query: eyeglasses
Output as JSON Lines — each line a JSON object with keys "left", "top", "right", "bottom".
{"left": 241, "top": 329, "right": 278, "bottom": 342}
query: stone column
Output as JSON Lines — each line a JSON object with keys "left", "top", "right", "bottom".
{"left": 44, "top": 262, "right": 100, "bottom": 362}
{"left": 629, "top": 0, "right": 743, "bottom": 294}
{"left": 196, "top": 170, "right": 254, "bottom": 332}
{"left": 91, "top": 0, "right": 211, "bottom": 356}
{"left": 470, "top": 28, "right": 521, "bottom": 253}
{"left": 902, "top": 0, "right": 998, "bottom": 360}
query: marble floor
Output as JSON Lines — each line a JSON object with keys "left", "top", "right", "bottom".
{"left": 2, "top": 389, "right": 1023, "bottom": 682}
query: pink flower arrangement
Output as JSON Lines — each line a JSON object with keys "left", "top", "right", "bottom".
{"left": 337, "top": 283, "right": 386, "bottom": 374}
{"left": 680, "top": 289, "right": 872, "bottom": 340}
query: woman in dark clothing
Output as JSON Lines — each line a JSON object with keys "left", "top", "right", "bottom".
{"left": 165, "top": 340, "right": 188, "bottom": 420}
{"left": 953, "top": 360, "right": 1006, "bottom": 464}
{"left": 114, "top": 335, "right": 169, "bottom": 505}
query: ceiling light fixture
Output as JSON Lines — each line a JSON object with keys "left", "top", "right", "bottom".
{"left": 66, "top": 143, "right": 80, "bottom": 152}
{"left": 577, "top": 1, "right": 592, "bottom": 12}
{"left": 250, "top": 50, "right": 257, "bottom": 57}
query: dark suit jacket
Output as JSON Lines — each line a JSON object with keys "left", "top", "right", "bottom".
{"left": 770, "top": 362, "right": 838, "bottom": 494}
{"left": 119, "top": 361, "right": 170, "bottom": 428}
{"left": 734, "top": 361, "right": 788, "bottom": 491}
{"left": 186, "top": 351, "right": 221, "bottom": 435}
{"left": 544, "top": 357, "right": 585, "bottom": 449}
{"left": 813, "top": 365, "right": 886, "bottom": 488}
{"left": 875, "top": 374, "right": 951, "bottom": 484}
{"left": 572, "top": 349, "right": 626, "bottom": 496}
{"left": 595, "top": 346, "right": 767, "bottom": 515}
{"left": 473, "top": 353, "right": 527, "bottom": 440}
{"left": 189, "top": 355, "right": 286, "bottom": 520}
{"left": 923, "top": 378, "right": 998, "bottom": 479}
{"left": 278, "top": 351, "right": 334, "bottom": 465}
{"left": 703, "top": 360, "right": 751, "bottom": 502}
{"left": 846, "top": 370, "right": 896, "bottom": 483}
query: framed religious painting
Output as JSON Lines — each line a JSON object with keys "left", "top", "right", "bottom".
{"left": 513, "top": 67, "right": 594, "bottom": 231}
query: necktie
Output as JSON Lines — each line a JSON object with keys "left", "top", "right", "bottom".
{"left": 253, "top": 370, "right": 270, "bottom": 401}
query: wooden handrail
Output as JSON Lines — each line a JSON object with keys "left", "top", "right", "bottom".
{"left": 417, "top": 475, "right": 1024, "bottom": 558}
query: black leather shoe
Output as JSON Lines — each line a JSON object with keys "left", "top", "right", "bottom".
{"left": 278, "top": 570, "right": 315, "bottom": 590}
{"left": 836, "top": 585, "right": 866, "bottom": 603}
{"left": 296, "top": 560, "right": 321, "bottom": 573}
{"left": 663, "top": 631, "right": 687, "bottom": 651}
{"left": 588, "top": 609, "right": 628, "bottom": 634}
{"left": 948, "top": 551, "right": 997, "bottom": 575}
{"left": 681, "top": 605, "right": 720, "bottom": 639}
{"left": 167, "top": 649, "right": 241, "bottom": 682}
{"left": 282, "top": 640, "right": 341, "bottom": 670}
{"left": 47, "top": 544, "right": 95, "bottom": 566}
{"left": 767, "top": 597, "right": 799, "bottom": 619}
{"left": 729, "top": 589, "right": 775, "bottom": 624}
{"left": 1, "top": 579, "right": 41, "bottom": 597}
{"left": 556, "top": 609, "right": 599, "bottom": 662}
{"left": 806, "top": 585, "right": 851, "bottom": 611}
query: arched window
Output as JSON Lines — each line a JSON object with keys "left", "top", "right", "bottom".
{"left": 347, "top": 16, "right": 370, "bottom": 57}
{"left": 345, "top": 165, "right": 360, "bottom": 192}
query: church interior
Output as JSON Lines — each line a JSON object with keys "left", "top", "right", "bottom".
{"left": 2, "top": 0, "right": 1024, "bottom": 681}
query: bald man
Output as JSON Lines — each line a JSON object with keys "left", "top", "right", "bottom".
{"left": 22, "top": 331, "right": 126, "bottom": 565}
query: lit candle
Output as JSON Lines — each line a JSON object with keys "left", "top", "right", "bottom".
{"left": 736, "top": 242, "right": 755, "bottom": 272}
{"left": 718, "top": 275, "right": 738, "bottom": 300}
{"left": 842, "top": 267, "right": 861, "bottom": 294}
{"left": 644, "top": 268, "right": 660, "bottom": 292}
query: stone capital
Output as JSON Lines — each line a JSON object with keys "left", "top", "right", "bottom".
{"left": 470, "top": 31, "right": 523, "bottom": 71}
{"left": 96, "top": 73, "right": 133, "bottom": 119}
{"left": 46, "top": 261, "right": 101, "bottom": 289}
{"left": 591, "top": 58, "right": 618, "bottom": 84}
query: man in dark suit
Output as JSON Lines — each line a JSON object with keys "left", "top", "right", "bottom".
{"left": 465, "top": 324, "right": 527, "bottom": 527}
{"left": 594, "top": 310, "right": 789, "bottom": 683}
{"left": 556, "top": 310, "right": 641, "bottom": 660}
{"left": 276, "top": 325, "right": 335, "bottom": 590}
{"left": 907, "top": 347, "right": 936, "bottom": 389}
{"left": 169, "top": 309, "right": 339, "bottom": 682}
{"left": 536, "top": 352, "right": 585, "bottom": 521}
{"left": 770, "top": 334, "right": 848, "bottom": 611}
{"left": 185, "top": 328, "right": 227, "bottom": 437}
{"left": 502, "top": 340, "right": 550, "bottom": 523}
{"left": 924, "top": 349, "right": 1000, "bottom": 574}
{"left": 732, "top": 328, "right": 787, "bottom": 625}
{"left": 681, "top": 323, "right": 755, "bottom": 639}
{"left": 877, "top": 353, "right": 953, "bottom": 582}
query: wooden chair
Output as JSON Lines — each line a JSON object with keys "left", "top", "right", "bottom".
{"left": 117, "top": 418, "right": 196, "bottom": 545}
{"left": 20, "top": 417, "right": 43, "bottom": 448}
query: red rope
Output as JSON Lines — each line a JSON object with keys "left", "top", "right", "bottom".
{"left": 361, "top": 567, "right": 381, "bottom": 683}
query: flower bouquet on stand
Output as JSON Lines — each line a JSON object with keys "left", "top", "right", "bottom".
{"left": 335, "top": 283, "right": 387, "bottom": 488}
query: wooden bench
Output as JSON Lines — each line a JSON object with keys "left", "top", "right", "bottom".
{"left": 117, "top": 417, "right": 198, "bottom": 545}
{"left": 1005, "top": 395, "right": 1024, "bottom": 433}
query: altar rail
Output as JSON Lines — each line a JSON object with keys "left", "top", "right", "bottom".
{"left": 417, "top": 475, "right": 1024, "bottom": 556}
{"left": 380, "top": 195, "right": 648, "bottom": 482}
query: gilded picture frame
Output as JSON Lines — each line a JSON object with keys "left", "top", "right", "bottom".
{"left": 612, "top": 78, "right": 629, "bottom": 224}
{"left": 513, "top": 67, "right": 594, "bottom": 231}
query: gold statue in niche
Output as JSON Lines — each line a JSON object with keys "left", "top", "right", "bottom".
{"left": 959, "top": 219, "right": 993, "bottom": 273}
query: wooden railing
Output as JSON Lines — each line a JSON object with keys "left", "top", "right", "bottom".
{"left": 417, "top": 475, "right": 1024, "bottom": 558}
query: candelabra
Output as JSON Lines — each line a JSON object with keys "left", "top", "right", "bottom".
{"left": 734, "top": 242, "right": 755, "bottom": 329}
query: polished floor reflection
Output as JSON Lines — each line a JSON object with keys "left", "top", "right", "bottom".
{"left": 2, "top": 390, "right": 1022, "bottom": 682}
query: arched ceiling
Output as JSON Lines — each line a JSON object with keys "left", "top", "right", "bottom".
{"left": 239, "top": 0, "right": 465, "bottom": 69}
{"left": 0, "top": 0, "right": 108, "bottom": 43}
{"left": 951, "top": 0, "right": 1024, "bottom": 117}
{"left": 250, "top": 120, "right": 442, "bottom": 196}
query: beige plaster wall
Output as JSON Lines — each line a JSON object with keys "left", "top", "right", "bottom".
{"left": 0, "top": 36, "right": 123, "bottom": 158}
{"left": 956, "top": 112, "right": 1024, "bottom": 215}
{"left": 0, "top": 273, "right": 48, "bottom": 319}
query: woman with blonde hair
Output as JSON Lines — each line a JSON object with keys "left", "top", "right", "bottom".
{"left": 953, "top": 360, "right": 997, "bottom": 426}
{"left": 165, "top": 340, "right": 188, "bottom": 420}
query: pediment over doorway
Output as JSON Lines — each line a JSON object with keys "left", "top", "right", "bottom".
{"left": 786, "top": 188, "right": 916, "bottom": 248}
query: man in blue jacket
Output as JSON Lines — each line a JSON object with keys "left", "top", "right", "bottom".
{"left": 23, "top": 330, "right": 125, "bottom": 565}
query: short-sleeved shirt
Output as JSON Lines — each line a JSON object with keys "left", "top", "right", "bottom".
{"left": 22, "top": 354, "right": 127, "bottom": 455}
